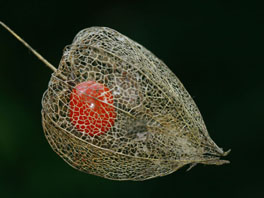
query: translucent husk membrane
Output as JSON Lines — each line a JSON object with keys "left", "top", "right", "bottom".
{"left": 41, "top": 27, "right": 229, "bottom": 181}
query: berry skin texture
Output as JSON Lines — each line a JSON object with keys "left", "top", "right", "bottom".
{"left": 69, "top": 81, "right": 116, "bottom": 136}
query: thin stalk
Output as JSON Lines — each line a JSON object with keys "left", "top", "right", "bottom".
{"left": 1, "top": 21, "right": 57, "bottom": 73}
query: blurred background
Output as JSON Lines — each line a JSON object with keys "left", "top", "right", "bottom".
{"left": 0, "top": 0, "right": 263, "bottom": 197}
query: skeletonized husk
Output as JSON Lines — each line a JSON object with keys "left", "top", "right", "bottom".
{"left": 42, "top": 27, "right": 229, "bottom": 181}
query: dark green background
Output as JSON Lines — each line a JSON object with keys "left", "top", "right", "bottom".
{"left": 0, "top": 0, "right": 263, "bottom": 197}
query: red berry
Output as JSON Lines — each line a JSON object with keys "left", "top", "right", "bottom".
{"left": 69, "top": 81, "right": 116, "bottom": 136}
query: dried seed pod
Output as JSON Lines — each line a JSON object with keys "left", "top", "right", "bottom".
{"left": 1, "top": 22, "right": 230, "bottom": 181}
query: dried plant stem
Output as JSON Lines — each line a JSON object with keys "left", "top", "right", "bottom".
{"left": 0, "top": 21, "right": 57, "bottom": 73}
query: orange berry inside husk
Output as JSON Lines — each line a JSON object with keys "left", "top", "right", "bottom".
{"left": 69, "top": 81, "right": 116, "bottom": 136}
